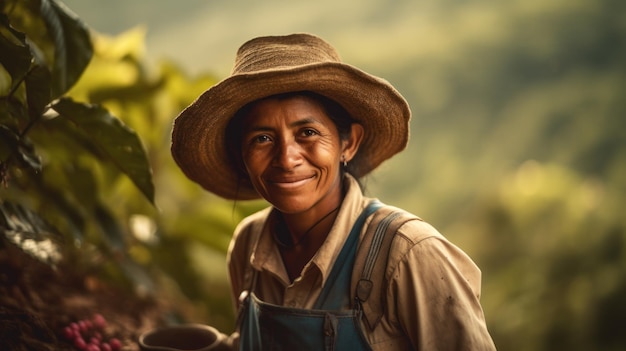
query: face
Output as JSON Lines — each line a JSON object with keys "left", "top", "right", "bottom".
{"left": 239, "top": 95, "right": 361, "bottom": 215}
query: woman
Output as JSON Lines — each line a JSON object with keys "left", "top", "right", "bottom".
{"left": 171, "top": 33, "right": 496, "bottom": 350}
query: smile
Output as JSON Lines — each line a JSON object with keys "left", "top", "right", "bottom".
{"left": 268, "top": 175, "right": 316, "bottom": 189}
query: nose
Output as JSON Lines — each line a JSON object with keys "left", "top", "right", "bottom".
{"left": 272, "top": 137, "right": 301, "bottom": 170}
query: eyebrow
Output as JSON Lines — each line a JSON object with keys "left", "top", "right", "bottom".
{"left": 290, "top": 117, "right": 318, "bottom": 127}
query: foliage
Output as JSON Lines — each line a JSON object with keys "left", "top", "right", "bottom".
{"left": 0, "top": 0, "right": 154, "bottom": 288}
{"left": 1, "top": 0, "right": 265, "bottom": 332}
{"left": 449, "top": 161, "right": 626, "bottom": 351}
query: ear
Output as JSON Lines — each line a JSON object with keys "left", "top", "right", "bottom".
{"left": 341, "top": 123, "right": 364, "bottom": 162}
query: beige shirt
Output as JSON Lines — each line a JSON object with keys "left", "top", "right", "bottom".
{"left": 227, "top": 175, "right": 496, "bottom": 350}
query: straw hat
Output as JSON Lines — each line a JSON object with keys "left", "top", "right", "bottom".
{"left": 171, "top": 33, "right": 411, "bottom": 200}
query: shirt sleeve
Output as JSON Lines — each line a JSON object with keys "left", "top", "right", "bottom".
{"left": 225, "top": 212, "right": 268, "bottom": 351}
{"left": 227, "top": 215, "right": 256, "bottom": 310}
{"left": 387, "top": 221, "right": 497, "bottom": 350}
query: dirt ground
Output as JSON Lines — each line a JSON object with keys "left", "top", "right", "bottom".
{"left": 0, "top": 241, "right": 169, "bottom": 351}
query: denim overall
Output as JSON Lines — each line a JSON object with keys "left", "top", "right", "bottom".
{"left": 239, "top": 201, "right": 382, "bottom": 351}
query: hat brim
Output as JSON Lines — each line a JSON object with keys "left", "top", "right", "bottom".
{"left": 171, "top": 62, "right": 410, "bottom": 200}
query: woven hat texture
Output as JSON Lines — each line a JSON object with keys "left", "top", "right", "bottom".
{"left": 171, "top": 33, "right": 411, "bottom": 199}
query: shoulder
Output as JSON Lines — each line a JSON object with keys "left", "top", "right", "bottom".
{"left": 371, "top": 204, "right": 443, "bottom": 246}
{"left": 379, "top": 206, "right": 480, "bottom": 281}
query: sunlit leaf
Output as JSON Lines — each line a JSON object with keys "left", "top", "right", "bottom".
{"left": 0, "top": 201, "right": 63, "bottom": 266}
{"left": 51, "top": 98, "right": 154, "bottom": 203}
{"left": 92, "top": 25, "right": 146, "bottom": 61}
{"left": 32, "top": 108, "right": 104, "bottom": 161}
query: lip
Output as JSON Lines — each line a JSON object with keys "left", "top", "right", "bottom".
{"left": 267, "top": 175, "right": 316, "bottom": 190}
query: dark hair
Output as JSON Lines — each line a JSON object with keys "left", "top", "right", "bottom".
{"left": 225, "top": 91, "right": 357, "bottom": 178}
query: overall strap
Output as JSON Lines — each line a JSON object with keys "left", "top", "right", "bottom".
{"left": 351, "top": 205, "right": 420, "bottom": 330}
{"left": 314, "top": 200, "right": 383, "bottom": 310}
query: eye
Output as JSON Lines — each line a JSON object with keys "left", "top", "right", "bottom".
{"left": 255, "top": 134, "right": 272, "bottom": 143}
{"left": 301, "top": 128, "right": 319, "bottom": 137}
{"left": 247, "top": 133, "right": 272, "bottom": 145}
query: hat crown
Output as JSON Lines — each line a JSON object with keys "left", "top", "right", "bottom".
{"left": 232, "top": 33, "right": 342, "bottom": 74}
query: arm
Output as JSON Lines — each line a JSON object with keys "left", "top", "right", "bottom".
{"left": 224, "top": 209, "right": 271, "bottom": 350}
{"left": 227, "top": 208, "right": 270, "bottom": 309}
{"left": 388, "top": 222, "right": 496, "bottom": 350}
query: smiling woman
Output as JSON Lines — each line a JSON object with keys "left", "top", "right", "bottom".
{"left": 166, "top": 33, "right": 496, "bottom": 350}
{"left": 233, "top": 93, "right": 364, "bottom": 281}
{"left": 235, "top": 93, "right": 362, "bottom": 213}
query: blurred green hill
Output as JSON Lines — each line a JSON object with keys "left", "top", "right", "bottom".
{"left": 56, "top": 0, "right": 626, "bottom": 349}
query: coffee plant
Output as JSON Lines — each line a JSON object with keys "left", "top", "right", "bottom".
{"left": 0, "top": 0, "right": 154, "bottom": 278}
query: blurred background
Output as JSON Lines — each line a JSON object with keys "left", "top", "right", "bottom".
{"left": 56, "top": 0, "right": 626, "bottom": 349}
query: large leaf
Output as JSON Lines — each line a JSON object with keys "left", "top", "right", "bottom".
{"left": 0, "top": 13, "right": 32, "bottom": 93}
{"left": 37, "top": 0, "right": 92, "bottom": 97}
{"left": 51, "top": 97, "right": 154, "bottom": 203}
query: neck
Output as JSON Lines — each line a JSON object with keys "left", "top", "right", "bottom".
{"left": 275, "top": 204, "right": 340, "bottom": 249}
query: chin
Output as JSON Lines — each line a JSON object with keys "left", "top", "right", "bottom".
{"left": 268, "top": 197, "right": 313, "bottom": 214}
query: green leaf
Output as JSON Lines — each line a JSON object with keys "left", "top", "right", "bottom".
{"left": 93, "top": 203, "right": 125, "bottom": 250}
{"left": 31, "top": 171, "right": 87, "bottom": 243}
{"left": 51, "top": 98, "right": 155, "bottom": 203}
{"left": 0, "top": 125, "right": 18, "bottom": 161}
{"left": 0, "top": 201, "right": 63, "bottom": 265}
{"left": 59, "top": 163, "right": 99, "bottom": 209}
{"left": 37, "top": 0, "right": 93, "bottom": 97}
{"left": 0, "top": 124, "right": 42, "bottom": 171}
{"left": 25, "top": 64, "right": 51, "bottom": 119}
{"left": 0, "top": 13, "right": 32, "bottom": 93}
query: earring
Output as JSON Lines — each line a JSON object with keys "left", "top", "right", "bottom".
{"left": 341, "top": 155, "right": 348, "bottom": 167}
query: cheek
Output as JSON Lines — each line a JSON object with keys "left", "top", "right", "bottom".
{"left": 310, "top": 139, "right": 341, "bottom": 167}
{"left": 241, "top": 150, "right": 258, "bottom": 173}
{"left": 242, "top": 148, "right": 268, "bottom": 176}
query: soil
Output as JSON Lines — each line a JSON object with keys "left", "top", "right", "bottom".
{"left": 0, "top": 240, "right": 170, "bottom": 351}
